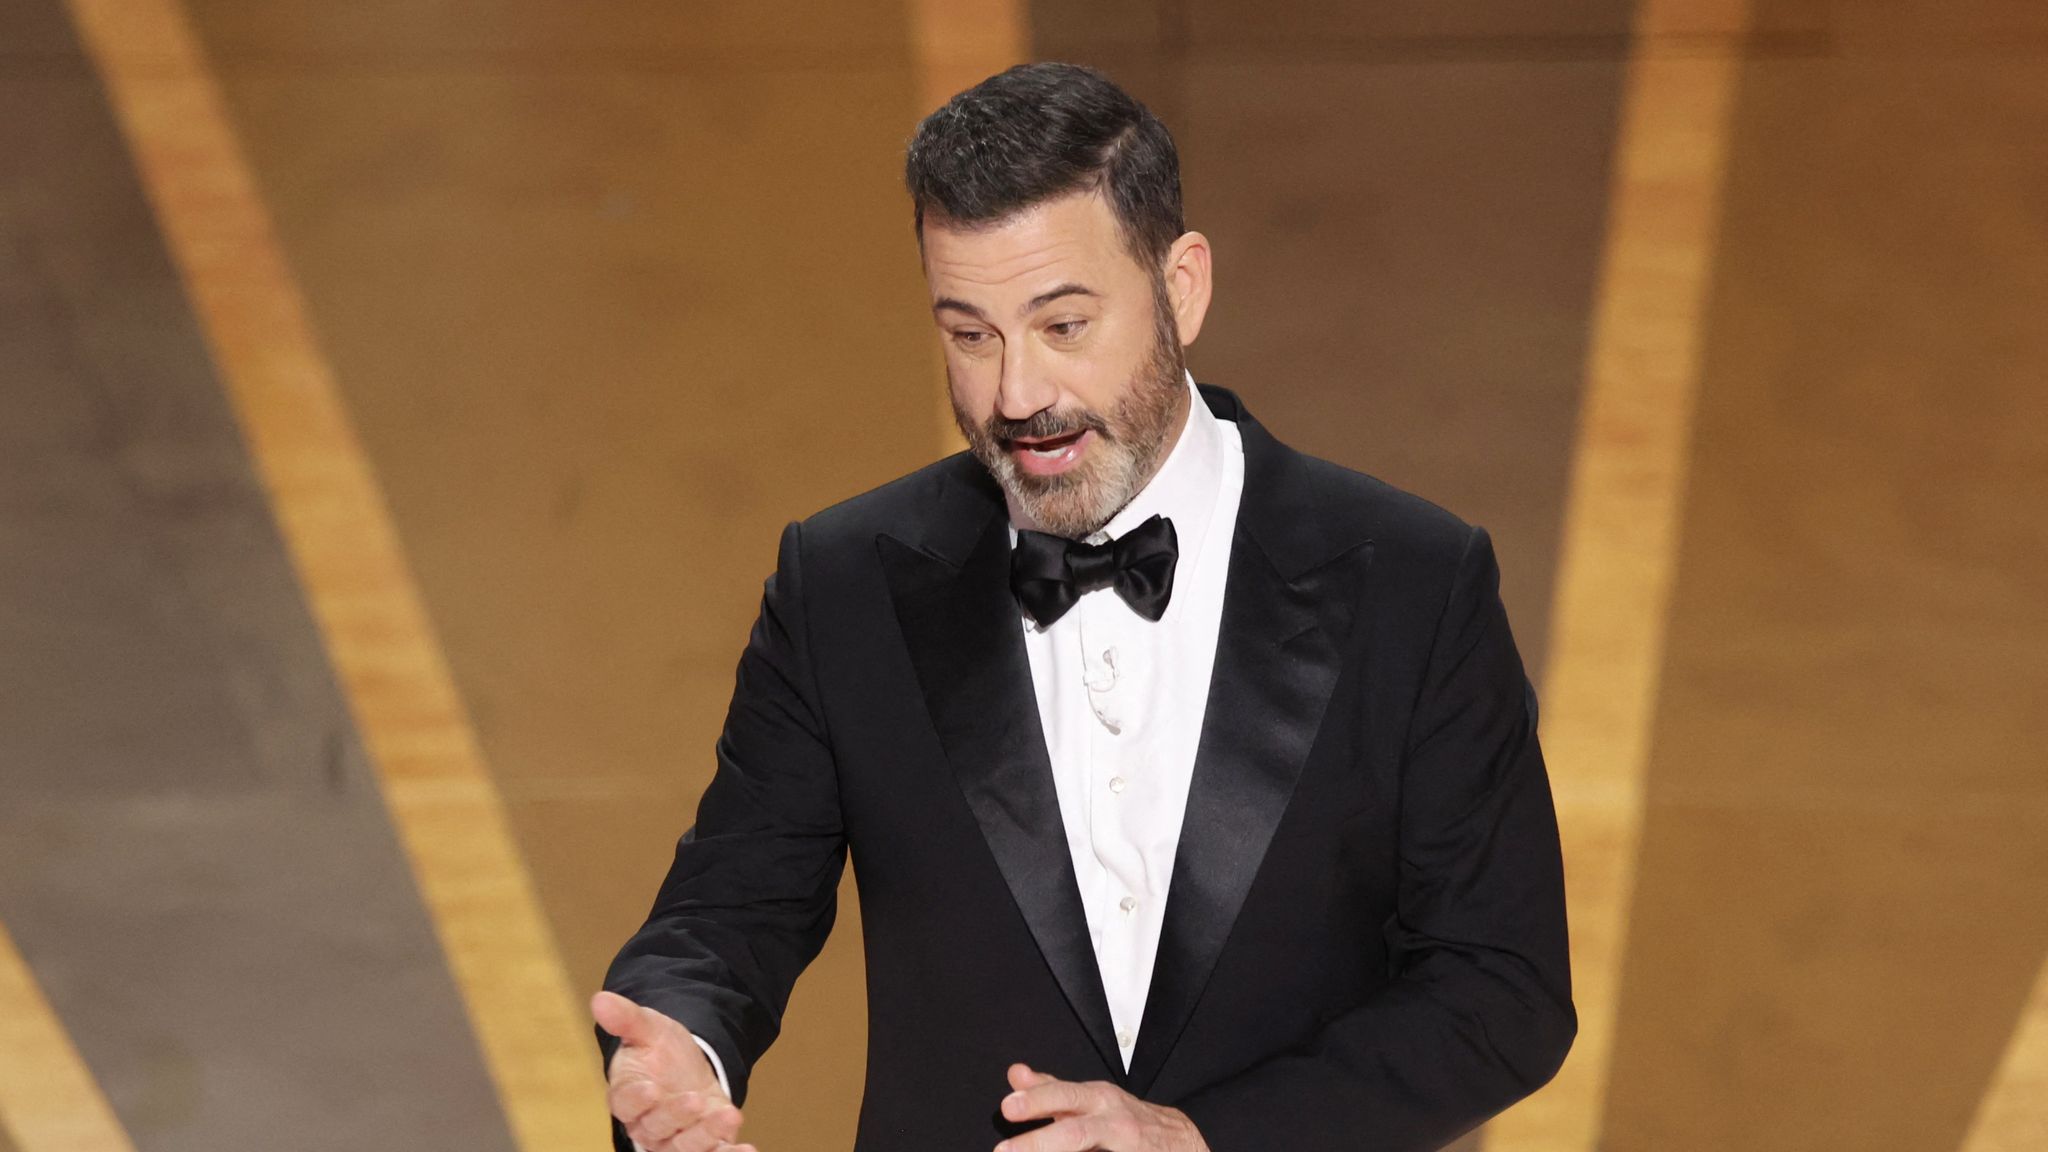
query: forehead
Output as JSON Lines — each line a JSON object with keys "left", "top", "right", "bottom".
{"left": 921, "top": 190, "right": 1138, "bottom": 301}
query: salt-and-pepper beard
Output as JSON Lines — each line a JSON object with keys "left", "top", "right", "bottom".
{"left": 952, "top": 281, "right": 1188, "bottom": 540}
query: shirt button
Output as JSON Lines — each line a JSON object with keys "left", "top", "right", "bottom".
{"left": 1109, "top": 776, "right": 1126, "bottom": 794}
{"left": 1117, "top": 1029, "right": 1134, "bottom": 1048}
{"left": 1119, "top": 896, "right": 1137, "bottom": 915}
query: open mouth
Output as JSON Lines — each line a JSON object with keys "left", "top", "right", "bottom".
{"left": 1007, "top": 428, "right": 1093, "bottom": 476}
{"left": 1013, "top": 429, "right": 1086, "bottom": 456}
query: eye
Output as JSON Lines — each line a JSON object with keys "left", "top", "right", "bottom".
{"left": 1047, "top": 319, "right": 1088, "bottom": 339}
{"left": 952, "top": 329, "right": 991, "bottom": 348}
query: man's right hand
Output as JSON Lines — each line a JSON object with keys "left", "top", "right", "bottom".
{"left": 592, "top": 990, "right": 753, "bottom": 1152}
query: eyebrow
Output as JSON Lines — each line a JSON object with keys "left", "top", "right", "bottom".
{"left": 932, "top": 282, "right": 1102, "bottom": 321}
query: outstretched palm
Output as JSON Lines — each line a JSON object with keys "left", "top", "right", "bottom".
{"left": 592, "top": 990, "right": 755, "bottom": 1152}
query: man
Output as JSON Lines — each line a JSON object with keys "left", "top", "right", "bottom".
{"left": 593, "top": 61, "right": 1574, "bottom": 1152}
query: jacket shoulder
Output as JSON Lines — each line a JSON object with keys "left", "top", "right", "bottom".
{"left": 1306, "top": 452, "right": 1473, "bottom": 542}
{"left": 787, "top": 451, "right": 990, "bottom": 557}
{"left": 1253, "top": 431, "right": 1480, "bottom": 581}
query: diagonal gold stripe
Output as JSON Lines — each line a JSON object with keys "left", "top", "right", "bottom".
{"left": 907, "top": 0, "right": 1026, "bottom": 457}
{"left": 61, "top": 2, "right": 607, "bottom": 1147}
{"left": 1480, "top": 1, "right": 1750, "bottom": 1148}
{"left": 1959, "top": 953, "right": 2048, "bottom": 1152}
{"left": 0, "top": 921, "right": 137, "bottom": 1152}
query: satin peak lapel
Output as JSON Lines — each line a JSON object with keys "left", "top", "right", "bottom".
{"left": 1126, "top": 407, "right": 1366, "bottom": 1097}
{"left": 878, "top": 508, "right": 1127, "bottom": 1081}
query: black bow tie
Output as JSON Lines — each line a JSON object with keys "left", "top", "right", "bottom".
{"left": 1010, "top": 514, "right": 1179, "bottom": 628}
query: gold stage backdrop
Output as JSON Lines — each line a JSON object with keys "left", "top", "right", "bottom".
{"left": 1, "top": 0, "right": 2044, "bottom": 1150}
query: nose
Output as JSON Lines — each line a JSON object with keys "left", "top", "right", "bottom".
{"left": 995, "top": 344, "right": 1057, "bottom": 421}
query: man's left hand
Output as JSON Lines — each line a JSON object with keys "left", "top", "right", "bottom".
{"left": 994, "top": 1063, "right": 1211, "bottom": 1152}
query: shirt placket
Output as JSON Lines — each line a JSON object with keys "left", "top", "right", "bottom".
{"left": 1077, "top": 589, "right": 1144, "bottom": 1060}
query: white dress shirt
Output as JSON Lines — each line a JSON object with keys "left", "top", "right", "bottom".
{"left": 1009, "top": 369, "right": 1245, "bottom": 1069}
{"left": 664, "top": 371, "right": 1241, "bottom": 1113}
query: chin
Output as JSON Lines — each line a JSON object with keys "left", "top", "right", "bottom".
{"left": 1024, "top": 502, "right": 1113, "bottom": 540}
{"left": 1008, "top": 464, "right": 1130, "bottom": 539}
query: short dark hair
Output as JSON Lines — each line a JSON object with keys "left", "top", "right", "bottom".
{"left": 904, "top": 62, "right": 1184, "bottom": 270}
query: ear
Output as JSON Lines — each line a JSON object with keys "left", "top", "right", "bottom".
{"left": 1161, "top": 230, "right": 1214, "bottom": 347}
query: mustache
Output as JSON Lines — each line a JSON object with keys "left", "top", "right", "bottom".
{"left": 985, "top": 406, "right": 1113, "bottom": 444}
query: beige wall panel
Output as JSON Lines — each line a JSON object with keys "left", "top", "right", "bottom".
{"left": 187, "top": 1, "right": 920, "bottom": 58}
{"left": 1749, "top": 0, "right": 2048, "bottom": 47}
{"left": 0, "top": 922, "right": 134, "bottom": 1152}
{"left": 1178, "top": 0, "right": 1635, "bottom": 45}
{"left": 1600, "top": 36, "right": 2048, "bottom": 1151}
{"left": 1611, "top": 803, "right": 2048, "bottom": 1147}
{"left": 1963, "top": 952, "right": 2048, "bottom": 1151}
{"left": 1171, "top": 60, "right": 1628, "bottom": 675}
{"left": 1479, "top": 3, "right": 1751, "bottom": 1145}
{"left": 7, "top": 0, "right": 537, "bottom": 1144}
{"left": 1035, "top": 0, "right": 1641, "bottom": 51}
{"left": 181, "top": 3, "right": 939, "bottom": 1144}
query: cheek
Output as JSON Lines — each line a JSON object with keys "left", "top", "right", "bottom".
{"left": 1063, "top": 346, "right": 1142, "bottom": 412}
{"left": 944, "top": 361, "right": 996, "bottom": 419}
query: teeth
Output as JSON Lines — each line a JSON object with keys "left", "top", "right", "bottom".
{"left": 1029, "top": 445, "right": 1065, "bottom": 457}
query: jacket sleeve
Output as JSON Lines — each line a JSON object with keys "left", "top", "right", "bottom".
{"left": 597, "top": 518, "right": 845, "bottom": 1119}
{"left": 1177, "top": 525, "right": 1576, "bottom": 1151}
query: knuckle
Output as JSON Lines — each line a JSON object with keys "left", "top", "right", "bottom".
{"left": 627, "top": 1115, "right": 673, "bottom": 1146}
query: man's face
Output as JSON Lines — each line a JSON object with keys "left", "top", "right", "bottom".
{"left": 923, "top": 189, "right": 1192, "bottom": 539}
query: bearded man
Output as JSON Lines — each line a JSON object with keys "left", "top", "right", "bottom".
{"left": 592, "top": 61, "right": 1574, "bottom": 1152}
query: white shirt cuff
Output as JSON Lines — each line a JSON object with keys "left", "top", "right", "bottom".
{"left": 691, "top": 1033, "right": 733, "bottom": 1099}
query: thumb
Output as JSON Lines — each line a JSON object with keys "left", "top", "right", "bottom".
{"left": 591, "top": 990, "right": 672, "bottom": 1048}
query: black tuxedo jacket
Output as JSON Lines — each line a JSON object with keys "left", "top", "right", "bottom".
{"left": 601, "top": 384, "right": 1574, "bottom": 1151}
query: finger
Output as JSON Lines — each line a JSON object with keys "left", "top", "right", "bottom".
{"left": 664, "top": 1102, "right": 743, "bottom": 1152}
{"left": 997, "top": 1114, "right": 1101, "bottom": 1152}
{"left": 1002, "top": 1075, "right": 1098, "bottom": 1122}
{"left": 593, "top": 991, "right": 663, "bottom": 1047}
{"left": 606, "top": 1075, "right": 661, "bottom": 1124}
{"left": 627, "top": 1090, "right": 710, "bottom": 1146}
{"left": 628, "top": 1107, "right": 682, "bottom": 1148}
{"left": 1007, "top": 1062, "right": 1054, "bottom": 1092}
